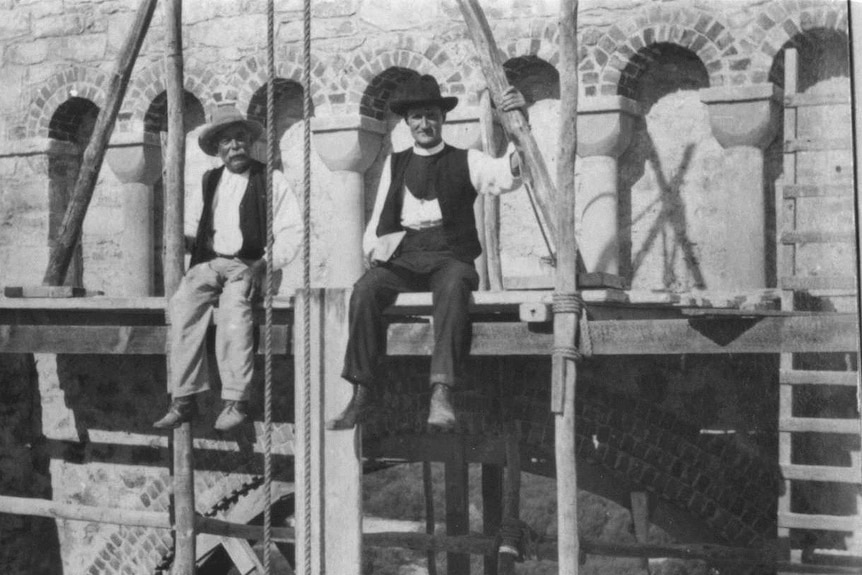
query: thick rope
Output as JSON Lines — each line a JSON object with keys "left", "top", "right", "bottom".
{"left": 301, "top": 0, "right": 313, "bottom": 572}
{"left": 552, "top": 292, "right": 592, "bottom": 361}
{"left": 263, "top": 0, "right": 275, "bottom": 572}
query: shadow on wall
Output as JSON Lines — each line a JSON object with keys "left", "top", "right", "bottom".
{"left": 617, "top": 43, "right": 710, "bottom": 289}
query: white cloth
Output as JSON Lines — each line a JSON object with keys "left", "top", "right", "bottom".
{"left": 185, "top": 167, "right": 302, "bottom": 269}
{"left": 363, "top": 141, "right": 521, "bottom": 257}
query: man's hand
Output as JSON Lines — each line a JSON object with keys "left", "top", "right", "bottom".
{"left": 230, "top": 259, "right": 267, "bottom": 300}
{"left": 498, "top": 86, "right": 527, "bottom": 113}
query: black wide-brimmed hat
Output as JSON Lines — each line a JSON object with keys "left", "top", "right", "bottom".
{"left": 389, "top": 74, "right": 459, "bottom": 116}
{"left": 198, "top": 105, "right": 264, "bottom": 156}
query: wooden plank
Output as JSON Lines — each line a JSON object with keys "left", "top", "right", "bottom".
{"left": 779, "top": 417, "right": 860, "bottom": 435}
{"left": 386, "top": 314, "right": 858, "bottom": 356}
{"left": 0, "top": 325, "right": 290, "bottom": 355}
{"left": 221, "top": 537, "right": 264, "bottom": 575}
{"left": 780, "top": 231, "right": 856, "bottom": 244}
{"left": 425, "top": 462, "right": 439, "bottom": 575}
{"left": 481, "top": 463, "right": 502, "bottom": 575}
{"left": 455, "top": 0, "right": 558, "bottom": 241}
{"left": 3, "top": 286, "right": 97, "bottom": 298}
{"left": 42, "top": 0, "right": 159, "bottom": 286}
{"left": 364, "top": 434, "right": 506, "bottom": 464}
{"left": 782, "top": 184, "right": 853, "bottom": 198}
{"left": 779, "top": 370, "right": 859, "bottom": 387}
{"left": 445, "top": 438, "right": 470, "bottom": 575}
{"left": 784, "top": 92, "right": 852, "bottom": 108}
{"left": 781, "top": 464, "right": 861, "bottom": 484}
{"left": 779, "top": 276, "right": 858, "bottom": 291}
{"left": 778, "top": 512, "right": 862, "bottom": 532}
{"left": 0, "top": 296, "right": 295, "bottom": 311}
{"left": 784, "top": 138, "right": 853, "bottom": 152}
{"left": 630, "top": 491, "right": 651, "bottom": 573}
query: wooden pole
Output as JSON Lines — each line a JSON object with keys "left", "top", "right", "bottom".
{"left": 162, "top": 1, "right": 194, "bottom": 574}
{"left": 456, "top": 0, "right": 558, "bottom": 243}
{"left": 423, "top": 461, "right": 438, "bottom": 575}
{"left": 445, "top": 439, "right": 470, "bottom": 575}
{"left": 848, "top": 0, "right": 862, "bottom": 465}
{"left": 42, "top": 0, "right": 158, "bottom": 286}
{"left": 479, "top": 89, "right": 504, "bottom": 291}
{"left": 498, "top": 431, "right": 521, "bottom": 574}
{"left": 554, "top": 2, "right": 580, "bottom": 575}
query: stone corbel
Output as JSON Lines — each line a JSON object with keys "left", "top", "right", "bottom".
{"left": 311, "top": 115, "right": 387, "bottom": 173}
{"left": 577, "top": 95, "right": 641, "bottom": 158}
{"left": 105, "top": 131, "right": 163, "bottom": 185}
{"left": 699, "top": 84, "right": 782, "bottom": 149}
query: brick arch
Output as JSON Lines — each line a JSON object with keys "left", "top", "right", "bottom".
{"left": 503, "top": 55, "right": 560, "bottom": 102}
{"left": 746, "top": 3, "right": 849, "bottom": 84}
{"left": 121, "top": 58, "right": 214, "bottom": 131}
{"left": 334, "top": 38, "right": 462, "bottom": 119}
{"left": 500, "top": 18, "right": 562, "bottom": 68}
{"left": 586, "top": 7, "right": 739, "bottom": 97}
{"left": 26, "top": 65, "right": 108, "bottom": 138}
{"left": 232, "top": 51, "right": 327, "bottom": 118}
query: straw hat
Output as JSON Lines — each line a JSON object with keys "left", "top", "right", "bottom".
{"left": 389, "top": 75, "right": 459, "bottom": 116}
{"left": 198, "top": 106, "right": 263, "bottom": 156}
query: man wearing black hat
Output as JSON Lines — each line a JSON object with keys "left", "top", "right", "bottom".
{"left": 327, "top": 75, "right": 527, "bottom": 431}
{"left": 154, "top": 105, "right": 302, "bottom": 432}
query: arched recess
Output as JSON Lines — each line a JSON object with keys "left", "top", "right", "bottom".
{"left": 48, "top": 97, "right": 100, "bottom": 287}
{"left": 144, "top": 91, "right": 206, "bottom": 295}
{"left": 246, "top": 78, "right": 310, "bottom": 169}
{"left": 616, "top": 43, "right": 712, "bottom": 291}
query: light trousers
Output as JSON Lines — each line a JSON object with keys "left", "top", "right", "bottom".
{"left": 167, "top": 257, "right": 256, "bottom": 401}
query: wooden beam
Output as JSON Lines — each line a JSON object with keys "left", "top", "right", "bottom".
{"left": 479, "top": 89, "right": 504, "bottom": 291}
{"left": 42, "top": 0, "right": 159, "bottom": 286}
{"left": 445, "top": 438, "right": 470, "bottom": 575}
{"left": 498, "top": 431, "right": 522, "bottom": 574}
{"left": 424, "top": 462, "right": 439, "bottom": 575}
{"left": 0, "top": 325, "right": 290, "bottom": 355}
{"left": 481, "top": 463, "right": 502, "bottom": 575}
{"left": 387, "top": 314, "right": 858, "bottom": 356}
{"left": 456, "top": 0, "right": 558, "bottom": 241}
{"left": 221, "top": 537, "right": 264, "bottom": 575}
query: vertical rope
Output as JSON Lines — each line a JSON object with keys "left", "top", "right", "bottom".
{"left": 301, "top": 0, "right": 313, "bottom": 573}
{"left": 263, "top": 0, "right": 275, "bottom": 572}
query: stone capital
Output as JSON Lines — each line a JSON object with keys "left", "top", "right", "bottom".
{"left": 311, "top": 115, "right": 387, "bottom": 173}
{"left": 700, "top": 83, "right": 782, "bottom": 149}
{"left": 105, "top": 131, "right": 162, "bottom": 185}
{"left": 577, "top": 95, "right": 641, "bottom": 158}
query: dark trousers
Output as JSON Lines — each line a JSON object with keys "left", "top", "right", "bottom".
{"left": 341, "top": 255, "right": 479, "bottom": 389}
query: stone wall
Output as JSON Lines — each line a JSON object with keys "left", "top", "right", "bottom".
{"left": 0, "top": 0, "right": 855, "bottom": 573}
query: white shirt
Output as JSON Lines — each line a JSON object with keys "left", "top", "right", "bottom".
{"left": 185, "top": 166, "right": 302, "bottom": 269}
{"left": 363, "top": 141, "right": 521, "bottom": 257}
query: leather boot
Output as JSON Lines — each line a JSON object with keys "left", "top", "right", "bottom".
{"left": 427, "top": 383, "right": 456, "bottom": 431}
{"left": 325, "top": 385, "right": 374, "bottom": 430}
{"left": 214, "top": 400, "right": 249, "bottom": 432}
{"left": 153, "top": 396, "right": 197, "bottom": 429}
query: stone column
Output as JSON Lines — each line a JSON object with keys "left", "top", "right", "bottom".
{"left": 299, "top": 116, "right": 385, "bottom": 575}
{"left": 311, "top": 115, "right": 387, "bottom": 287}
{"left": 577, "top": 96, "right": 641, "bottom": 275}
{"left": 105, "top": 132, "right": 162, "bottom": 296}
{"left": 700, "top": 84, "right": 781, "bottom": 289}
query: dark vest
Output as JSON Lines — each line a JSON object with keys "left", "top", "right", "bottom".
{"left": 190, "top": 160, "right": 267, "bottom": 267}
{"left": 376, "top": 145, "right": 481, "bottom": 262}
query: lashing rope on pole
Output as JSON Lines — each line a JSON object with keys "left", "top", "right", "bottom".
{"left": 263, "top": 0, "right": 276, "bottom": 572}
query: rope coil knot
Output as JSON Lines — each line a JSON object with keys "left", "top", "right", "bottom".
{"left": 551, "top": 291, "right": 592, "bottom": 361}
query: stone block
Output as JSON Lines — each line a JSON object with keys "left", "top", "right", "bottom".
{"left": 6, "top": 39, "right": 49, "bottom": 65}
{"left": 0, "top": 8, "right": 28, "bottom": 40}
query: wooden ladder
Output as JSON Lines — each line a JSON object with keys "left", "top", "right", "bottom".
{"left": 778, "top": 47, "right": 862, "bottom": 571}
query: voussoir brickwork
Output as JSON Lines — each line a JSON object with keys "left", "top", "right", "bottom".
{"left": 26, "top": 66, "right": 108, "bottom": 139}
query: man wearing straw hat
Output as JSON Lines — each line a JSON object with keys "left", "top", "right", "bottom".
{"left": 328, "top": 74, "right": 527, "bottom": 431}
{"left": 154, "top": 105, "right": 302, "bottom": 432}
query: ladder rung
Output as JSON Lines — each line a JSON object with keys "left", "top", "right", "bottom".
{"left": 779, "top": 512, "right": 862, "bottom": 532}
{"left": 783, "top": 184, "right": 854, "bottom": 198}
{"left": 779, "top": 276, "right": 858, "bottom": 291}
{"left": 780, "top": 418, "right": 861, "bottom": 434}
{"left": 785, "top": 138, "right": 853, "bottom": 152}
{"left": 780, "top": 370, "right": 859, "bottom": 387}
{"left": 780, "top": 231, "right": 856, "bottom": 245}
{"left": 782, "top": 464, "right": 861, "bottom": 483}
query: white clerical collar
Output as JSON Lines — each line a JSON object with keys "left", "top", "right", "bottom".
{"left": 412, "top": 141, "right": 445, "bottom": 156}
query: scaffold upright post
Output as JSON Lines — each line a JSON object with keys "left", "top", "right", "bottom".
{"left": 163, "top": 0, "right": 194, "bottom": 572}
{"left": 554, "top": 0, "right": 581, "bottom": 574}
